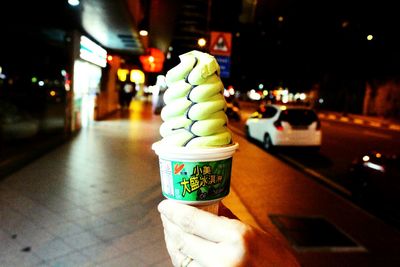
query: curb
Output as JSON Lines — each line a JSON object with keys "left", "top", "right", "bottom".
{"left": 318, "top": 113, "right": 400, "bottom": 132}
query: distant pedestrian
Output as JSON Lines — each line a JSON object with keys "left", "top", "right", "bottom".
{"left": 121, "top": 82, "right": 135, "bottom": 109}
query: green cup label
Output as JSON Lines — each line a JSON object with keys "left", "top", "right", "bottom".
{"left": 158, "top": 158, "right": 232, "bottom": 202}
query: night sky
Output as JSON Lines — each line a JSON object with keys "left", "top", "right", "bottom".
{"left": 228, "top": 0, "right": 400, "bottom": 93}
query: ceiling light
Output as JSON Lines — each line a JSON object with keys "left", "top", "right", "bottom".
{"left": 68, "top": 0, "right": 80, "bottom": 7}
{"left": 139, "top": 30, "right": 148, "bottom": 37}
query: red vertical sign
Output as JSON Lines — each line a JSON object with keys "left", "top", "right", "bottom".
{"left": 209, "top": 31, "right": 232, "bottom": 56}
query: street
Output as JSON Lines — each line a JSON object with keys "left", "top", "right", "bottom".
{"left": 228, "top": 101, "right": 400, "bottom": 229}
{"left": 294, "top": 120, "right": 400, "bottom": 186}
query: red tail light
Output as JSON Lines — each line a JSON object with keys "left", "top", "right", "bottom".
{"left": 273, "top": 120, "right": 284, "bottom": 131}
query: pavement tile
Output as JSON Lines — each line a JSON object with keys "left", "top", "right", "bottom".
{"left": 33, "top": 237, "right": 75, "bottom": 261}
{"left": 80, "top": 242, "right": 125, "bottom": 264}
{"left": 96, "top": 251, "right": 147, "bottom": 267}
{"left": 62, "top": 231, "right": 102, "bottom": 250}
{"left": 45, "top": 251, "right": 92, "bottom": 267}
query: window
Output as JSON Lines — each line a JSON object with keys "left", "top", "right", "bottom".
{"left": 261, "top": 106, "right": 278, "bottom": 118}
{"left": 279, "top": 109, "right": 318, "bottom": 126}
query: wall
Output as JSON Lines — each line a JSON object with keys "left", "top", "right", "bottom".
{"left": 363, "top": 80, "right": 400, "bottom": 118}
{"left": 95, "top": 56, "right": 121, "bottom": 119}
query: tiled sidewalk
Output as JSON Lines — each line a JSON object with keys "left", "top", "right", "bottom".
{"left": 0, "top": 100, "right": 261, "bottom": 267}
{"left": 0, "top": 106, "right": 172, "bottom": 267}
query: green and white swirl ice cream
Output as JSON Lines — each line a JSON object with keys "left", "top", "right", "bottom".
{"left": 159, "top": 50, "right": 232, "bottom": 147}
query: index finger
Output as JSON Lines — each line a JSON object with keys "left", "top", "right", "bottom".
{"left": 158, "top": 199, "right": 245, "bottom": 243}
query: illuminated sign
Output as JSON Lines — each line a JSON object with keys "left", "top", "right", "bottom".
{"left": 117, "top": 69, "right": 145, "bottom": 84}
{"left": 139, "top": 48, "right": 165, "bottom": 72}
{"left": 130, "top": 69, "right": 145, "bottom": 84}
{"left": 117, "top": 69, "right": 129, "bottom": 82}
{"left": 210, "top": 31, "right": 232, "bottom": 56}
{"left": 80, "top": 36, "right": 107, "bottom": 68}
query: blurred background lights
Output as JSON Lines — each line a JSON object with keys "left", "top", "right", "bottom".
{"left": 224, "top": 86, "right": 235, "bottom": 97}
{"left": 67, "top": 0, "right": 80, "bottom": 6}
{"left": 130, "top": 69, "right": 145, "bottom": 84}
{"left": 247, "top": 89, "right": 261, "bottom": 100}
{"left": 278, "top": 16, "right": 284, "bottom": 22}
{"left": 282, "top": 94, "right": 289, "bottom": 103}
{"left": 224, "top": 89, "right": 230, "bottom": 97}
{"left": 139, "top": 30, "right": 148, "bottom": 37}
{"left": 38, "top": 81, "right": 44, "bottom": 86}
{"left": 367, "top": 34, "right": 374, "bottom": 41}
{"left": 117, "top": 69, "right": 129, "bottom": 82}
{"left": 228, "top": 86, "right": 235, "bottom": 95}
{"left": 258, "top": 83, "right": 264, "bottom": 89}
{"left": 341, "top": 21, "right": 349, "bottom": 28}
{"left": 197, "top": 38, "right": 207, "bottom": 47}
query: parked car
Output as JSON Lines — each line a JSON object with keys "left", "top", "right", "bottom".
{"left": 245, "top": 104, "right": 322, "bottom": 151}
{"left": 225, "top": 101, "right": 241, "bottom": 122}
{"left": 347, "top": 151, "right": 400, "bottom": 225}
{"left": 348, "top": 151, "right": 400, "bottom": 203}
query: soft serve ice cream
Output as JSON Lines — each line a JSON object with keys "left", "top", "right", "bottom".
{"left": 152, "top": 50, "right": 238, "bottom": 213}
{"left": 159, "top": 50, "right": 232, "bottom": 147}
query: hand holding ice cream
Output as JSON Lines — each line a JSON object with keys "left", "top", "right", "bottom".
{"left": 158, "top": 199, "right": 301, "bottom": 267}
{"left": 155, "top": 51, "right": 299, "bottom": 267}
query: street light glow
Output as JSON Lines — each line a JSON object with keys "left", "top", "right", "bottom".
{"left": 367, "top": 34, "right": 374, "bottom": 41}
{"left": 68, "top": 0, "right": 80, "bottom": 6}
{"left": 198, "top": 38, "right": 207, "bottom": 47}
{"left": 139, "top": 30, "right": 148, "bottom": 36}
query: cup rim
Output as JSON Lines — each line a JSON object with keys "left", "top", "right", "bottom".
{"left": 152, "top": 141, "right": 239, "bottom": 161}
{"left": 152, "top": 141, "right": 239, "bottom": 155}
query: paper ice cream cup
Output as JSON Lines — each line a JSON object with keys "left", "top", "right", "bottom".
{"left": 152, "top": 142, "right": 239, "bottom": 214}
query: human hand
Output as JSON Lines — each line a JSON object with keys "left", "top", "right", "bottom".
{"left": 158, "top": 199, "right": 300, "bottom": 267}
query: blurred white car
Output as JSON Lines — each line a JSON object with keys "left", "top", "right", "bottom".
{"left": 245, "top": 104, "right": 322, "bottom": 151}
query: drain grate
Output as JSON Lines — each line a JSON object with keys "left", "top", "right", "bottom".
{"left": 269, "top": 214, "right": 366, "bottom": 252}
